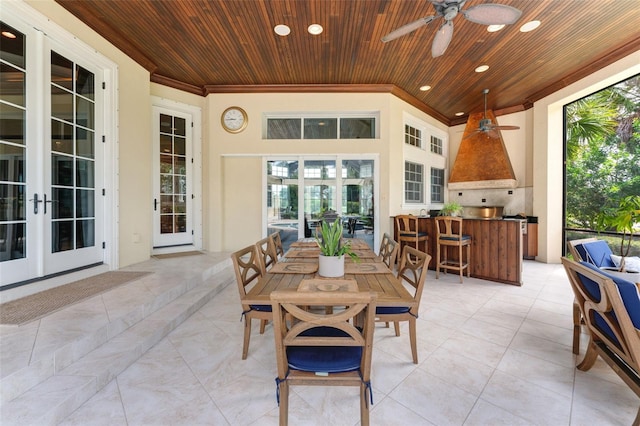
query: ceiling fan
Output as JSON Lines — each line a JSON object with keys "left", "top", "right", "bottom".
{"left": 381, "top": 0, "right": 522, "bottom": 57}
{"left": 464, "top": 88, "right": 520, "bottom": 139}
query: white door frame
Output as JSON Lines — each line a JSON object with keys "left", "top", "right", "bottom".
{"left": 0, "top": 2, "right": 118, "bottom": 287}
{"left": 151, "top": 97, "right": 202, "bottom": 252}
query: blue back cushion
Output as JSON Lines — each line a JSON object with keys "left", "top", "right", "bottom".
{"left": 580, "top": 261, "right": 640, "bottom": 330}
{"left": 286, "top": 326, "right": 362, "bottom": 373}
{"left": 581, "top": 241, "right": 616, "bottom": 268}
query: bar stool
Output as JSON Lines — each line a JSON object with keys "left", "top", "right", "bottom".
{"left": 435, "top": 216, "right": 471, "bottom": 283}
{"left": 395, "top": 214, "right": 428, "bottom": 254}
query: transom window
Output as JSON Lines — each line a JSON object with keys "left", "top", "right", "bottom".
{"left": 430, "top": 135, "right": 443, "bottom": 155}
{"left": 405, "top": 124, "right": 422, "bottom": 148}
{"left": 265, "top": 114, "right": 377, "bottom": 140}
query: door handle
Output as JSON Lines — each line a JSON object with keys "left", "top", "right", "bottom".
{"left": 154, "top": 198, "right": 158, "bottom": 211}
{"left": 29, "top": 193, "right": 42, "bottom": 214}
{"left": 44, "top": 193, "right": 54, "bottom": 214}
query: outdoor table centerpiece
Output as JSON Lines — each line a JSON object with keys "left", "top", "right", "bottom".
{"left": 315, "top": 217, "right": 359, "bottom": 277}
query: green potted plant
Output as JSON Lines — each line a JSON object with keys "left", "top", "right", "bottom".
{"left": 439, "top": 201, "right": 464, "bottom": 217}
{"left": 315, "top": 217, "right": 359, "bottom": 277}
{"left": 596, "top": 195, "right": 640, "bottom": 272}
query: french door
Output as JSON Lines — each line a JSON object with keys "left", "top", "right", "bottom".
{"left": 152, "top": 106, "right": 194, "bottom": 248}
{"left": 0, "top": 16, "right": 110, "bottom": 287}
{"left": 265, "top": 157, "right": 377, "bottom": 252}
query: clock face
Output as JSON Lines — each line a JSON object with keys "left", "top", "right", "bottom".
{"left": 222, "top": 107, "right": 247, "bottom": 133}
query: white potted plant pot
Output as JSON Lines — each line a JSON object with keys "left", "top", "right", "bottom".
{"left": 318, "top": 254, "right": 345, "bottom": 278}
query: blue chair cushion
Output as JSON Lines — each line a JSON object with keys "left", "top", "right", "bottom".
{"left": 580, "top": 262, "right": 640, "bottom": 329}
{"left": 581, "top": 241, "right": 616, "bottom": 268}
{"left": 439, "top": 234, "right": 471, "bottom": 242}
{"left": 400, "top": 232, "right": 427, "bottom": 237}
{"left": 376, "top": 306, "right": 410, "bottom": 315}
{"left": 250, "top": 304, "right": 272, "bottom": 312}
{"left": 286, "top": 326, "right": 362, "bottom": 373}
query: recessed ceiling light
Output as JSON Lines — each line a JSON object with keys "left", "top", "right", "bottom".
{"left": 274, "top": 24, "right": 291, "bottom": 36}
{"left": 419, "top": 85, "right": 431, "bottom": 91}
{"left": 520, "top": 20, "right": 541, "bottom": 33}
{"left": 308, "top": 24, "right": 323, "bottom": 35}
{"left": 487, "top": 24, "right": 505, "bottom": 33}
{"left": 475, "top": 65, "right": 489, "bottom": 73}
{"left": 1, "top": 31, "right": 16, "bottom": 39}
{"left": 455, "top": 112, "right": 465, "bottom": 116}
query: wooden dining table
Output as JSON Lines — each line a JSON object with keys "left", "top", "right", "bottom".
{"left": 243, "top": 239, "right": 417, "bottom": 308}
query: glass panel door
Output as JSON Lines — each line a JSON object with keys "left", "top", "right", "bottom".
{"left": 1, "top": 16, "right": 109, "bottom": 287}
{"left": 44, "top": 48, "right": 103, "bottom": 274}
{"left": 266, "top": 160, "right": 299, "bottom": 251}
{"left": 0, "top": 22, "right": 32, "bottom": 284}
{"left": 304, "top": 159, "right": 337, "bottom": 239}
{"left": 341, "top": 159, "right": 374, "bottom": 249}
{"left": 153, "top": 107, "right": 193, "bottom": 247}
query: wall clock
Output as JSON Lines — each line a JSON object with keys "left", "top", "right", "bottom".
{"left": 221, "top": 106, "right": 248, "bottom": 133}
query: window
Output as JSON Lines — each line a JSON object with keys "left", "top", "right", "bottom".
{"left": 404, "top": 161, "right": 423, "bottom": 203}
{"left": 265, "top": 114, "right": 377, "bottom": 140}
{"left": 431, "top": 168, "right": 444, "bottom": 203}
{"left": 267, "top": 118, "right": 301, "bottom": 139}
{"left": 430, "top": 135, "right": 443, "bottom": 155}
{"left": 405, "top": 124, "right": 422, "bottom": 148}
{"left": 402, "top": 113, "right": 448, "bottom": 207}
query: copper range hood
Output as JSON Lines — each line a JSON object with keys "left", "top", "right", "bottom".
{"left": 448, "top": 110, "right": 517, "bottom": 190}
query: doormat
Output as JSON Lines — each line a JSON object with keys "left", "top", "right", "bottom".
{"left": 0, "top": 271, "right": 151, "bottom": 325}
{"left": 152, "top": 251, "right": 204, "bottom": 259}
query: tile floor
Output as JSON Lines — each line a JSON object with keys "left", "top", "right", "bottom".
{"left": 55, "top": 260, "right": 638, "bottom": 425}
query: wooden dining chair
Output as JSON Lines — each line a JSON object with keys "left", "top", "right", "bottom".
{"left": 378, "top": 232, "right": 399, "bottom": 270}
{"left": 395, "top": 214, "right": 428, "bottom": 254}
{"left": 256, "top": 235, "right": 278, "bottom": 273}
{"left": 270, "top": 231, "right": 285, "bottom": 259}
{"left": 231, "top": 244, "right": 272, "bottom": 360}
{"left": 375, "top": 245, "right": 430, "bottom": 364}
{"left": 271, "top": 288, "right": 377, "bottom": 426}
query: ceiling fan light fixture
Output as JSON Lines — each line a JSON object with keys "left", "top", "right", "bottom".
{"left": 455, "top": 112, "right": 465, "bottom": 116}
{"left": 487, "top": 24, "right": 505, "bottom": 32}
{"left": 308, "top": 24, "right": 323, "bottom": 35}
{"left": 520, "top": 20, "right": 541, "bottom": 33}
{"left": 274, "top": 24, "right": 290, "bottom": 36}
{"left": 475, "top": 65, "right": 489, "bottom": 73}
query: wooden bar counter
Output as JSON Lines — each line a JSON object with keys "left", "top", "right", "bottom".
{"left": 393, "top": 216, "right": 523, "bottom": 286}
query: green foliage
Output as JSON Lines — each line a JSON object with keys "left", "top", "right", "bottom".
{"left": 439, "top": 201, "right": 463, "bottom": 216}
{"left": 566, "top": 75, "right": 640, "bottom": 231}
{"left": 315, "top": 218, "right": 358, "bottom": 261}
{"left": 596, "top": 195, "right": 640, "bottom": 261}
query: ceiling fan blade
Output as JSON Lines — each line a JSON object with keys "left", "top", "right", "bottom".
{"left": 492, "top": 125, "right": 521, "bottom": 130}
{"left": 462, "top": 129, "right": 483, "bottom": 140}
{"left": 431, "top": 20, "right": 453, "bottom": 57}
{"left": 486, "top": 129, "right": 500, "bottom": 139}
{"left": 462, "top": 4, "right": 522, "bottom": 25}
{"left": 381, "top": 16, "right": 436, "bottom": 42}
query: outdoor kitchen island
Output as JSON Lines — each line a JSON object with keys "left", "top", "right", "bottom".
{"left": 393, "top": 216, "right": 523, "bottom": 286}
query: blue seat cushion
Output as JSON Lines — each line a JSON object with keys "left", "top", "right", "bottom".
{"left": 286, "top": 326, "right": 362, "bottom": 373}
{"left": 439, "top": 234, "right": 471, "bottom": 241}
{"left": 400, "top": 231, "right": 427, "bottom": 237}
{"left": 580, "top": 262, "right": 640, "bottom": 328}
{"left": 581, "top": 241, "right": 616, "bottom": 268}
{"left": 250, "top": 304, "right": 272, "bottom": 312}
{"left": 376, "top": 306, "right": 410, "bottom": 315}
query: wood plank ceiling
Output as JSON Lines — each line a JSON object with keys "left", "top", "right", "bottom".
{"left": 54, "top": 0, "right": 640, "bottom": 125}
